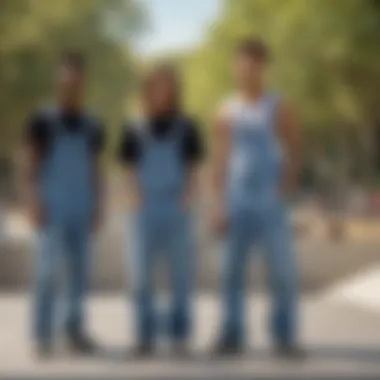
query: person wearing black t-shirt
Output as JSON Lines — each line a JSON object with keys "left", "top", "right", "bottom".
{"left": 24, "top": 52, "right": 104, "bottom": 357}
{"left": 119, "top": 64, "right": 204, "bottom": 357}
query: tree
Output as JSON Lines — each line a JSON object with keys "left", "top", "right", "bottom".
{"left": 181, "top": 0, "right": 380, "bottom": 189}
{"left": 0, "top": 0, "right": 147, "bottom": 161}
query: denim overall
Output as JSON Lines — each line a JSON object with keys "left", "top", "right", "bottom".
{"left": 222, "top": 94, "right": 298, "bottom": 345}
{"left": 131, "top": 118, "right": 193, "bottom": 344}
{"left": 33, "top": 109, "right": 95, "bottom": 343}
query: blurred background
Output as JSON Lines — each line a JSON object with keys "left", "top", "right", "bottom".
{"left": 1, "top": 0, "right": 380, "bottom": 377}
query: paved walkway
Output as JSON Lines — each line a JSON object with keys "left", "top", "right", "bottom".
{"left": 1, "top": 294, "right": 380, "bottom": 378}
{"left": 324, "top": 264, "right": 380, "bottom": 313}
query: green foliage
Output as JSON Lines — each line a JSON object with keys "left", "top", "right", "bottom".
{"left": 0, "top": 0, "right": 147, "bottom": 158}
{"left": 180, "top": 0, "right": 380, "bottom": 182}
{"left": 2, "top": 0, "right": 380, "bottom": 186}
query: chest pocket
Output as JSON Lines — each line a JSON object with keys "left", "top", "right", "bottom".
{"left": 229, "top": 114, "right": 283, "bottom": 192}
{"left": 56, "top": 132, "right": 92, "bottom": 191}
{"left": 137, "top": 124, "right": 185, "bottom": 203}
{"left": 40, "top": 122, "right": 94, "bottom": 218}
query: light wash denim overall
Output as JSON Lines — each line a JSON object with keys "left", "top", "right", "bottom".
{"left": 221, "top": 94, "right": 298, "bottom": 346}
{"left": 33, "top": 109, "right": 95, "bottom": 343}
{"left": 131, "top": 119, "right": 193, "bottom": 344}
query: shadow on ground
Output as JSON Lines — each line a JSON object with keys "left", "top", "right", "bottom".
{"left": 89, "top": 345, "right": 380, "bottom": 365}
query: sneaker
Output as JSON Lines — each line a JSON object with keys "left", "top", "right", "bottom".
{"left": 274, "top": 343, "right": 306, "bottom": 360}
{"left": 35, "top": 341, "right": 53, "bottom": 359}
{"left": 172, "top": 341, "right": 191, "bottom": 358}
{"left": 67, "top": 333, "right": 98, "bottom": 355}
{"left": 131, "top": 342, "right": 155, "bottom": 359}
{"left": 213, "top": 339, "right": 244, "bottom": 357}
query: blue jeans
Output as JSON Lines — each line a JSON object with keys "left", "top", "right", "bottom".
{"left": 221, "top": 201, "right": 298, "bottom": 345}
{"left": 131, "top": 207, "right": 193, "bottom": 344}
{"left": 33, "top": 223, "right": 90, "bottom": 343}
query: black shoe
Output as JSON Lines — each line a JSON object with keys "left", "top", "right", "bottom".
{"left": 131, "top": 342, "right": 154, "bottom": 359}
{"left": 35, "top": 341, "right": 53, "bottom": 359}
{"left": 213, "top": 339, "right": 244, "bottom": 357}
{"left": 274, "top": 343, "right": 306, "bottom": 360}
{"left": 67, "top": 333, "right": 98, "bottom": 355}
{"left": 171, "top": 341, "right": 191, "bottom": 358}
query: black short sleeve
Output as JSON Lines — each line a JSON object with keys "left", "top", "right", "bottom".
{"left": 91, "top": 121, "right": 106, "bottom": 155}
{"left": 23, "top": 110, "right": 51, "bottom": 154}
{"left": 182, "top": 117, "right": 204, "bottom": 166}
{"left": 118, "top": 123, "right": 142, "bottom": 165}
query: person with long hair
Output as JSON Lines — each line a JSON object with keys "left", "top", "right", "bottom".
{"left": 119, "top": 64, "right": 203, "bottom": 356}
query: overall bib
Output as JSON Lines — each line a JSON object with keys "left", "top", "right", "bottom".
{"left": 131, "top": 119, "right": 193, "bottom": 344}
{"left": 33, "top": 111, "right": 95, "bottom": 343}
{"left": 222, "top": 94, "right": 298, "bottom": 345}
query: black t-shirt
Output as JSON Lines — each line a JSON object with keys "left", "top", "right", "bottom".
{"left": 24, "top": 108, "right": 105, "bottom": 157}
{"left": 118, "top": 115, "right": 204, "bottom": 166}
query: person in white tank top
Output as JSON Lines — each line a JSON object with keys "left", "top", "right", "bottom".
{"left": 210, "top": 37, "right": 304, "bottom": 358}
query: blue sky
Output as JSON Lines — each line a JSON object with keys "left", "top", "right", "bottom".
{"left": 135, "top": 0, "right": 221, "bottom": 56}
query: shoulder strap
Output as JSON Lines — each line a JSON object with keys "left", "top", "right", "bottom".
{"left": 41, "top": 105, "right": 64, "bottom": 136}
{"left": 220, "top": 95, "right": 240, "bottom": 124}
{"left": 264, "top": 92, "right": 281, "bottom": 131}
{"left": 81, "top": 113, "right": 99, "bottom": 139}
{"left": 132, "top": 117, "right": 149, "bottom": 139}
{"left": 172, "top": 115, "right": 189, "bottom": 141}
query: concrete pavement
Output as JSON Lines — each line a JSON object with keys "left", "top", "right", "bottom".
{"left": 1, "top": 294, "right": 380, "bottom": 378}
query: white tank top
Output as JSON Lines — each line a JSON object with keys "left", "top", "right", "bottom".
{"left": 221, "top": 93, "right": 283, "bottom": 206}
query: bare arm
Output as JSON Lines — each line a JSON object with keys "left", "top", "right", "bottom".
{"left": 210, "top": 108, "right": 231, "bottom": 234}
{"left": 183, "top": 165, "right": 201, "bottom": 210}
{"left": 91, "top": 122, "right": 107, "bottom": 232}
{"left": 22, "top": 142, "right": 44, "bottom": 226}
{"left": 92, "top": 155, "right": 104, "bottom": 232}
{"left": 182, "top": 120, "right": 204, "bottom": 209}
{"left": 276, "top": 101, "right": 302, "bottom": 197}
{"left": 211, "top": 110, "right": 230, "bottom": 207}
{"left": 125, "top": 167, "right": 141, "bottom": 212}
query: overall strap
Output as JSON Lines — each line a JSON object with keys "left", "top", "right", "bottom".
{"left": 169, "top": 115, "right": 188, "bottom": 142}
{"left": 135, "top": 117, "right": 150, "bottom": 140}
{"left": 131, "top": 117, "right": 150, "bottom": 155}
{"left": 44, "top": 106, "right": 91, "bottom": 137}
{"left": 81, "top": 113, "right": 98, "bottom": 140}
{"left": 43, "top": 105, "right": 65, "bottom": 136}
{"left": 136, "top": 115, "right": 187, "bottom": 145}
{"left": 264, "top": 92, "right": 281, "bottom": 132}
{"left": 54, "top": 109, "right": 94, "bottom": 140}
